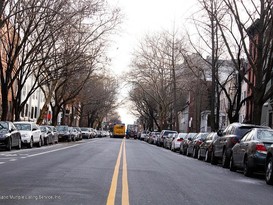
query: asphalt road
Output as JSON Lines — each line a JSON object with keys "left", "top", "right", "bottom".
{"left": 0, "top": 138, "right": 273, "bottom": 205}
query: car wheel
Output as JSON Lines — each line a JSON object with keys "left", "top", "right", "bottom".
{"left": 193, "top": 148, "right": 198, "bottom": 158}
{"left": 266, "top": 157, "right": 273, "bottom": 185}
{"left": 179, "top": 146, "right": 183, "bottom": 154}
{"left": 205, "top": 150, "right": 210, "bottom": 162}
{"left": 222, "top": 150, "right": 230, "bottom": 168}
{"left": 197, "top": 149, "right": 202, "bottom": 160}
{"left": 6, "top": 137, "right": 12, "bottom": 151}
{"left": 17, "top": 138, "right": 21, "bottom": 150}
{"left": 186, "top": 148, "right": 190, "bottom": 156}
{"left": 28, "top": 138, "right": 33, "bottom": 148}
{"left": 243, "top": 157, "right": 252, "bottom": 177}
{"left": 229, "top": 154, "right": 236, "bottom": 172}
{"left": 211, "top": 150, "right": 217, "bottom": 165}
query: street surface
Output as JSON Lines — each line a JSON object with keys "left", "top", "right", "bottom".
{"left": 0, "top": 138, "right": 273, "bottom": 205}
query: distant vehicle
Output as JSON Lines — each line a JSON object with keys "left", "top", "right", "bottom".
{"left": 171, "top": 133, "right": 187, "bottom": 152}
{"left": 179, "top": 133, "right": 198, "bottom": 155}
{"left": 14, "top": 121, "right": 42, "bottom": 148}
{"left": 126, "top": 124, "right": 138, "bottom": 139}
{"left": 47, "top": 126, "right": 59, "bottom": 144}
{"left": 112, "top": 124, "right": 126, "bottom": 138}
{"left": 56, "top": 125, "right": 72, "bottom": 142}
{"left": 187, "top": 133, "right": 209, "bottom": 158}
{"left": 0, "top": 121, "right": 21, "bottom": 151}
{"left": 80, "top": 127, "right": 92, "bottom": 139}
{"left": 197, "top": 132, "right": 219, "bottom": 162}
{"left": 40, "top": 125, "right": 54, "bottom": 145}
{"left": 157, "top": 130, "right": 178, "bottom": 147}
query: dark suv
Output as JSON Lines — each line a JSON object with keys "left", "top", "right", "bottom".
{"left": 211, "top": 123, "right": 269, "bottom": 168}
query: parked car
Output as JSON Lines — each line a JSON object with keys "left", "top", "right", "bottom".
{"left": 265, "top": 144, "right": 273, "bottom": 185}
{"left": 40, "top": 125, "right": 54, "bottom": 145}
{"left": 69, "top": 127, "right": 78, "bottom": 141}
{"left": 149, "top": 132, "right": 160, "bottom": 144}
{"left": 230, "top": 128, "right": 273, "bottom": 176}
{"left": 74, "top": 127, "right": 82, "bottom": 140}
{"left": 197, "top": 132, "right": 219, "bottom": 162}
{"left": 47, "top": 126, "right": 59, "bottom": 144}
{"left": 81, "top": 127, "right": 92, "bottom": 139}
{"left": 164, "top": 133, "right": 176, "bottom": 149}
{"left": 179, "top": 133, "right": 197, "bottom": 155}
{"left": 56, "top": 125, "right": 72, "bottom": 142}
{"left": 0, "top": 121, "right": 21, "bottom": 151}
{"left": 14, "top": 121, "right": 42, "bottom": 148}
{"left": 211, "top": 123, "right": 269, "bottom": 168}
{"left": 171, "top": 133, "right": 187, "bottom": 152}
{"left": 140, "top": 131, "right": 149, "bottom": 141}
{"left": 186, "top": 133, "right": 209, "bottom": 158}
{"left": 157, "top": 130, "right": 178, "bottom": 147}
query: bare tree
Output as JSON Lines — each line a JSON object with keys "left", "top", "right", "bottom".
{"left": 215, "top": 0, "right": 273, "bottom": 124}
{"left": 127, "top": 31, "right": 185, "bottom": 131}
{"left": 78, "top": 75, "right": 118, "bottom": 128}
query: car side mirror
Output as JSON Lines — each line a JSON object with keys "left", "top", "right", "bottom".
{"left": 188, "top": 137, "right": 192, "bottom": 141}
{"left": 217, "top": 130, "right": 223, "bottom": 136}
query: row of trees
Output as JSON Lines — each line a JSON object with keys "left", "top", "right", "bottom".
{"left": 127, "top": 0, "right": 273, "bottom": 131}
{"left": 0, "top": 0, "right": 121, "bottom": 126}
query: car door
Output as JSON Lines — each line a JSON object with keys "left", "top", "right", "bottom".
{"left": 10, "top": 122, "right": 20, "bottom": 146}
{"left": 32, "top": 123, "right": 40, "bottom": 142}
{"left": 235, "top": 131, "right": 253, "bottom": 167}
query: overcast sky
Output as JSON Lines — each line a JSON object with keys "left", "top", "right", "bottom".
{"left": 107, "top": 0, "right": 198, "bottom": 124}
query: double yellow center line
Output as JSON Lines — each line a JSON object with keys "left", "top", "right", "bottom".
{"left": 106, "top": 139, "right": 129, "bottom": 205}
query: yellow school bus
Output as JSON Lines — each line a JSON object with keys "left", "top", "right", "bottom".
{"left": 112, "top": 123, "right": 126, "bottom": 138}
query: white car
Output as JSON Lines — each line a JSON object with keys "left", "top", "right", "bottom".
{"left": 14, "top": 121, "right": 42, "bottom": 148}
{"left": 171, "top": 133, "right": 188, "bottom": 152}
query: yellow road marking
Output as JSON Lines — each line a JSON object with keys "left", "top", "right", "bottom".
{"left": 106, "top": 140, "right": 124, "bottom": 205}
{"left": 106, "top": 138, "right": 130, "bottom": 205}
{"left": 122, "top": 140, "right": 129, "bottom": 205}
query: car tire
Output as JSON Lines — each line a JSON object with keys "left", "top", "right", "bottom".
{"left": 179, "top": 147, "right": 183, "bottom": 154}
{"left": 17, "top": 138, "right": 21, "bottom": 150}
{"left": 243, "top": 157, "right": 252, "bottom": 177}
{"left": 186, "top": 148, "right": 190, "bottom": 156}
{"left": 6, "top": 137, "right": 12, "bottom": 151}
{"left": 205, "top": 150, "right": 210, "bottom": 162}
{"left": 197, "top": 149, "right": 202, "bottom": 160}
{"left": 229, "top": 154, "right": 236, "bottom": 172}
{"left": 193, "top": 148, "right": 198, "bottom": 158}
{"left": 266, "top": 157, "right": 273, "bottom": 185}
{"left": 28, "top": 138, "right": 33, "bottom": 148}
{"left": 222, "top": 150, "right": 230, "bottom": 168}
{"left": 211, "top": 150, "right": 217, "bottom": 165}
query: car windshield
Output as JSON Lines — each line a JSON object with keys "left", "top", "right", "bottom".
{"left": 40, "top": 126, "right": 47, "bottom": 132}
{"left": 15, "top": 123, "right": 31, "bottom": 131}
{"left": 257, "top": 130, "right": 273, "bottom": 141}
{"left": 164, "top": 131, "right": 177, "bottom": 136}
{"left": 57, "top": 126, "right": 68, "bottom": 131}
{"left": 235, "top": 127, "right": 257, "bottom": 138}
{"left": 81, "top": 128, "right": 89, "bottom": 131}
{"left": 0, "top": 122, "right": 8, "bottom": 130}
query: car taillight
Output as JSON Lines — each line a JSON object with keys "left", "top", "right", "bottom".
{"left": 231, "top": 137, "right": 239, "bottom": 144}
{"left": 195, "top": 140, "right": 202, "bottom": 145}
{"left": 177, "top": 138, "right": 183, "bottom": 142}
{"left": 256, "top": 143, "right": 267, "bottom": 153}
